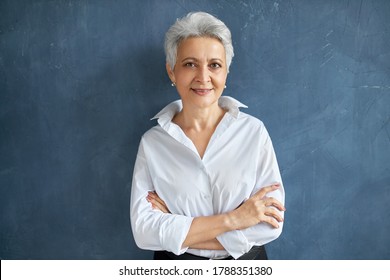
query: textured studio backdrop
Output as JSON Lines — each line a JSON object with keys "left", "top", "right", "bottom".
{"left": 1, "top": 0, "right": 389, "bottom": 259}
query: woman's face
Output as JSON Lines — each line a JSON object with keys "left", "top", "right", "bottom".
{"left": 167, "top": 37, "right": 228, "bottom": 110}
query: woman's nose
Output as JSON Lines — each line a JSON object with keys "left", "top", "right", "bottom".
{"left": 195, "top": 66, "right": 210, "bottom": 83}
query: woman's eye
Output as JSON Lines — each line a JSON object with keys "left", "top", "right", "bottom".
{"left": 210, "top": 63, "right": 221, "bottom": 69}
{"left": 184, "top": 62, "right": 196, "bottom": 68}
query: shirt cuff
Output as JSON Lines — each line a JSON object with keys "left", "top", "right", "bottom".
{"left": 217, "top": 230, "right": 251, "bottom": 259}
{"left": 159, "top": 214, "right": 194, "bottom": 255}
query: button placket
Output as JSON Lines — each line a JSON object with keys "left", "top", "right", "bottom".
{"left": 198, "top": 161, "right": 212, "bottom": 201}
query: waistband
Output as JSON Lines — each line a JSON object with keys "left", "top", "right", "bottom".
{"left": 154, "top": 245, "right": 268, "bottom": 260}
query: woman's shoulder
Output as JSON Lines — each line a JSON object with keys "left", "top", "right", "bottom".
{"left": 140, "top": 124, "right": 166, "bottom": 142}
{"left": 237, "top": 111, "right": 266, "bottom": 131}
{"left": 220, "top": 96, "right": 265, "bottom": 130}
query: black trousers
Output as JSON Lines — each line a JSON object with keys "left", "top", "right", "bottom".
{"left": 154, "top": 245, "right": 268, "bottom": 260}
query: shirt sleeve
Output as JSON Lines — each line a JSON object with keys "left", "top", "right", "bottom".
{"left": 216, "top": 126, "right": 285, "bottom": 259}
{"left": 130, "top": 138, "right": 194, "bottom": 255}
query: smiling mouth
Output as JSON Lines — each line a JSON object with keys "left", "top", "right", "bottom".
{"left": 191, "top": 88, "right": 213, "bottom": 96}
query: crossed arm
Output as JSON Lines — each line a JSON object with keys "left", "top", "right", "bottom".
{"left": 147, "top": 184, "right": 285, "bottom": 250}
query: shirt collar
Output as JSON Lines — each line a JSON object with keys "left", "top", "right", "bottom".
{"left": 151, "top": 96, "right": 248, "bottom": 125}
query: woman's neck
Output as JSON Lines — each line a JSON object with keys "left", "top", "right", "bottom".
{"left": 173, "top": 102, "right": 226, "bottom": 132}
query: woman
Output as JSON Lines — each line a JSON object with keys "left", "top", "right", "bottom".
{"left": 130, "top": 12, "right": 285, "bottom": 260}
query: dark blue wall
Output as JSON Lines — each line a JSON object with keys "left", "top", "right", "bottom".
{"left": 1, "top": 0, "right": 389, "bottom": 260}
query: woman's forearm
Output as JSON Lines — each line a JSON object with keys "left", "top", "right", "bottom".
{"left": 182, "top": 184, "right": 284, "bottom": 249}
{"left": 182, "top": 214, "right": 235, "bottom": 248}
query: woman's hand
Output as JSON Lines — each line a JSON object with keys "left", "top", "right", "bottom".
{"left": 228, "top": 184, "right": 285, "bottom": 230}
{"left": 147, "top": 191, "right": 171, "bottom": 213}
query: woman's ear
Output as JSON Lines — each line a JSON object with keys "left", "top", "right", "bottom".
{"left": 166, "top": 63, "right": 175, "bottom": 84}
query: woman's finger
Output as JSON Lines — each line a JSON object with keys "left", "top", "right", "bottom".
{"left": 148, "top": 191, "right": 163, "bottom": 204}
{"left": 264, "top": 197, "right": 286, "bottom": 211}
{"left": 254, "top": 183, "right": 281, "bottom": 199}
{"left": 148, "top": 196, "right": 169, "bottom": 213}
{"left": 264, "top": 207, "right": 284, "bottom": 223}
{"left": 147, "top": 191, "right": 171, "bottom": 213}
{"left": 262, "top": 215, "right": 280, "bottom": 229}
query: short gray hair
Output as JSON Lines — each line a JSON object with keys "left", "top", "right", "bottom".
{"left": 164, "top": 12, "right": 234, "bottom": 71}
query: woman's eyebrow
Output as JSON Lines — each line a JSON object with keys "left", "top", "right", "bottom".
{"left": 181, "top": 57, "right": 198, "bottom": 62}
{"left": 181, "top": 57, "right": 224, "bottom": 62}
{"left": 210, "top": 58, "right": 223, "bottom": 63}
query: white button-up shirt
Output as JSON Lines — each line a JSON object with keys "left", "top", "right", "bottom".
{"left": 130, "top": 96, "right": 285, "bottom": 259}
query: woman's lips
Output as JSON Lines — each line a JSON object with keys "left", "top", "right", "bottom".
{"left": 191, "top": 88, "right": 213, "bottom": 96}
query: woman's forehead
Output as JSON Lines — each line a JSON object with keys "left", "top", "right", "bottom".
{"left": 177, "top": 37, "right": 226, "bottom": 60}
